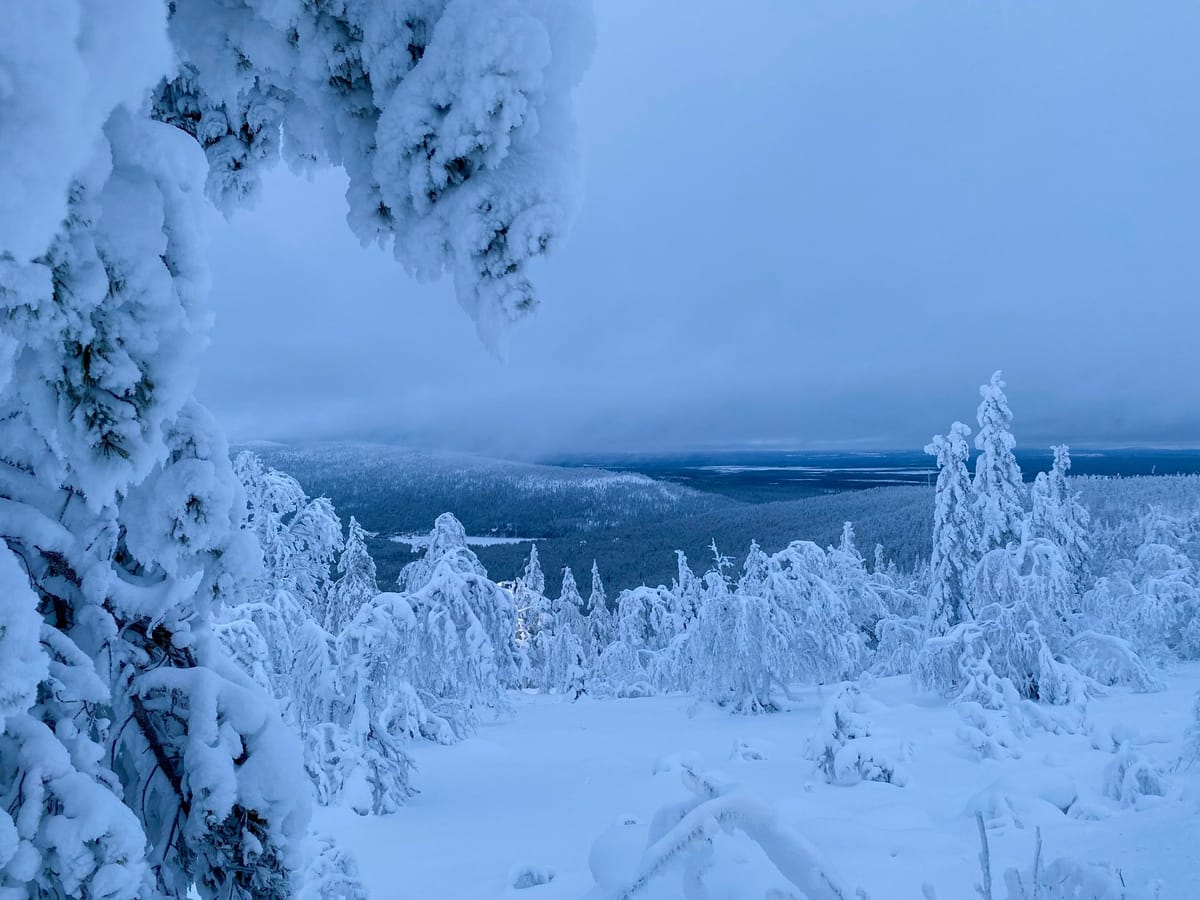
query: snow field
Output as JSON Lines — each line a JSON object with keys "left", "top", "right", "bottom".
{"left": 318, "top": 667, "right": 1200, "bottom": 899}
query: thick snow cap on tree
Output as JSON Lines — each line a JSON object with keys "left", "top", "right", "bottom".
{"left": 398, "top": 511, "right": 486, "bottom": 592}
{"left": 0, "top": 3, "right": 171, "bottom": 262}
{"left": 155, "top": 0, "right": 596, "bottom": 347}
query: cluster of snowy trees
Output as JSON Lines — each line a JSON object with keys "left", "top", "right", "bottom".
{"left": 906, "top": 373, "right": 1196, "bottom": 715}
{"left": 218, "top": 454, "right": 530, "bottom": 817}
{"left": 1, "top": 3, "right": 591, "bottom": 897}
{"left": 554, "top": 373, "right": 1200, "bottom": 734}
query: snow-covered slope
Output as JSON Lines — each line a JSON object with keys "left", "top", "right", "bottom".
{"left": 318, "top": 668, "right": 1200, "bottom": 899}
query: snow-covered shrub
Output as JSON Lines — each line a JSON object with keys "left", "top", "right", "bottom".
{"left": 956, "top": 701, "right": 1020, "bottom": 760}
{"left": 298, "top": 835, "right": 368, "bottom": 900}
{"left": 582, "top": 765, "right": 858, "bottom": 900}
{"left": 808, "top": 684, "right": 907, "bottom": 786}
{"left": 958, "top": 821, "right": 1156, "bottom": 900}
{"left": 872, "top": 613, "right": 926, "bottom": 677}
{"left": 546, "top": 627, "right": 589, "bottom": 699}
{"left": 591, "top": 642, "right": 654, "bottom": 699}
{"left": 1002, "top": 856, "right": 1151, "bottom": 900}
{"left": 1083, "top": 508, "right": 1200, "bottom": 662}
{"left": 1102, "top": 746, "right": 1167, "bottom": 809}
{"left": 914, "top": 616, "right": 1083, "bottom": 709}
{"left": 1065, "top": 631, "right": 1163, "bottom": 693}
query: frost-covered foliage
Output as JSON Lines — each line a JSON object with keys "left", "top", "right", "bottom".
{"left": 154, "top": 0, "right": 594, "bottom": 344}
{"left": 584, "top": 559, "right": 615, "bottom": 658}
{"left": 926, "top": 421, "right": 980, "bottom": 633}
{"left": 528, "top": 565, "right": 590, "bottom": 695}
{"left": 753, "top": 541, "right": 862, "bottom": 683}
{"left": 327, "top": 516, "right": 378, "bottom": 634}
{"left": 808, "top": 684, "right": 908, "bottom": 786}
{"left": 298, "top": 835, "right": 368, "bottom": 900}
{"left": 690, "top": 560, "right": 791, "bottom": 714}
{"left": 403, "top": 513, "right": 518, "bottom": 709}
{"left": 1029, "top": 446, "right": 1091, "bottom": 588}
{"left": 3, "top": 3, "right": 594, "bottom": 893}
{"left": 515, "top": 543, "right": 549, "bottom": 669}
{"left": 594, "top": 539, "right": 867, "bottom": 709}
{"left": 1083, "top": 514, "right": 1200, "bottom": 662}
{"left": 0, "top": 92, "right": 306, "bottom": 896}
{"left": 1102, "top": 745, "right": 1167, "bottom": 809}
{"left": 973, "top": 371, "right": 1026, "bottom": 555}
{"left": 582, "top": 764, "right": 858, "bottom": 900}
{"left": 554, "top": 565, "right": 588, "bottom": 645}
{"left": 825, "top": 522, "right": 885, "bottom": 648}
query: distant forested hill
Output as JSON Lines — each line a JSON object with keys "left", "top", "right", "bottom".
{"left": 240, "top": 443, "right": 1200, "bottom": 595}
{"left": 242, "top": 442, "right": 934, "bottom": 590}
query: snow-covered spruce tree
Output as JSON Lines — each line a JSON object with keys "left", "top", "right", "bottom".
{"left": 671, "top": 549, "right": 703, "bottom": 628}
{"left": 1029, "top": 445, "right": 1091, "bottom": 589}
{"left": 973, "top": 371, "right": 1026, "bottom": 555}
{"left": 926, "top": 421, "right": 980, "bottom": 634}
{"left": 546, "top": 625, "right": 589, "bottom": 698}
{"left": 532, "top": 564, "right": 590, "bottom": 693}
{"left": 616, "top": 584, "right": 684, "bottom": 654}
{"left": 691, "top": 555, "right": 791, "bottom": 713}
{"left": 584, "top": 559, "right": 615, "bottom": 658}
{"left": 2, "top": 3, "right": 593, "bottom": 893}
{"left": 324, "top": 592, "right": 425, "bottom": 812}
{"left": 326, "top": 515, "right": 379, "bottom": 635}
{"left": 554, "top": 564, "right": 588, "bottom": 643}
{"left": 825, "top": 522, "right": 884, "bottom": 651}
{"left": 403, "top": 513, "right": 519, "bottom": 716}
{"left": 515, "top": 543, "right": 549, "bottom": 664}
{"left": 916, "top": 535, "right": 1096, "bottom": 714}
{"left": 223, "top": 453, "right": 343, "bottom": 724}
{"left": 0, "top": 97, "right": 306, "bottom": 896}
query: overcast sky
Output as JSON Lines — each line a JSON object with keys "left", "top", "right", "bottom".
{"left": 199, "top": 0, "right": 1200, "bottom": 459}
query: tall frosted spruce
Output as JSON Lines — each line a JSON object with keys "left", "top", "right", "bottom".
{"left": 972, "top": 371, "right": 1026, "bottom": 554}
{"left": 926, "top": 422, "right": 980, "bottom": 634}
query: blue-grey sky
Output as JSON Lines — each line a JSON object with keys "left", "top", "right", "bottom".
{"left": 200, "top": 0, "right": 1200, "bottom": 458}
